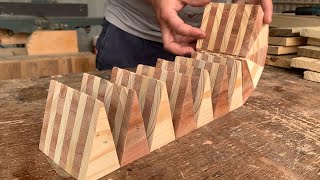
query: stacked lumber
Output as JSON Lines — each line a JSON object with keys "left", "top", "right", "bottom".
{"left": 272, "top": 0, "right": 320, "bottom": 13}
{"left": 39, "top": 3, "right": 268, "bottom": 179}
{"left": 266, "top": 27, "right": 307, "bottom": 68}
{"left": 291, "top": 27, "right": 320, "bottom": 83}
{"left": 0, "top": 30, "right": 96, "bottom": 80}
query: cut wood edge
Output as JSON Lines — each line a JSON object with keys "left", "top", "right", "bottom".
{"left": 304, "top": 71, "right": 320, "bottom": 83}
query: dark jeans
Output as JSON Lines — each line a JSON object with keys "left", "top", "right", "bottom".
{"left": 96, "top": 19, "right": 176, "bottom": 70}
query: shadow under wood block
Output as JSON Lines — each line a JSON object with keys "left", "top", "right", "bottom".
{"left": 156, "top": 59, "right": 214, "bottom": 127}
{"left": 136, "top": 65, "right": 196, "bottom": 138}
{"left": 196, "top": 3, "right": 269, "bottom": 66}
{"left": 110, "top": 67, "right": 175, "bottom": 152}
{"left": 80, "top": 73, "right": 149, "bottom": 166}
{"left": 39, "top": 80, "right": 120, "bottom": 180}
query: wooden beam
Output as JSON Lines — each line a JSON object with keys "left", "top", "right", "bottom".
{"left": 308, "top": 38, "right": 320, "bottom": 46}
{"left": 266, "top": 55, "right": 297, "bottom": 69}
{"left": 269, "top": 27, "right": 302, "bottom": 37}
{"left": 0, "top": 48, "right": 27, "bottom": 56}
{"left": 80, "top": 74, "right": 149, "bottom": 166}
{"left": 39, "top": 80, "right": 120, "bottom": 180}
{"left": 291, "top": 57, "right": 320, "bottom": 73}
{"left": 271, "top": 15, "right": 320, "bottom": 28}
{"left": 301, "top": 27, "right": 320, "bottom": 39}
{"left": 304, "top": 71, "right": 320, "bottom": 83}
{"left": 268, "top": 45, "right": 298, "bottom": 55}
{"left": 268, "top": 37, "right": 307, "bottom": 46}
{"left": 110, "top": 67, "right": 175, "bottom": 152}
{"left": 297, "top": 46, "right": 320, "bottom": 59}
{"left": 136, "top": 65, "right": 196, "bottom": 138}
{"left": 27, "top": 30, "right": 78, "bottom": 56}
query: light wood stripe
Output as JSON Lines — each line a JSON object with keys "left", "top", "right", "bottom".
{"left": 220, "top": 4, "right": 238, "bottom": 53}
{"left": 92, "top": 76, "right": 101, "bottom": 99}
{"left": 113, "top": 88, "right": 127, "bottom": 147}
{"left": 108, "top": 85, "right": 121, "bottom": 144}
{"left": 80, "top": 73, "right": 88, "bottom": 93}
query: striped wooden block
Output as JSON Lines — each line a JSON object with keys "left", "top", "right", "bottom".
{"left": 136, "top": 65, "right": 196, "bottom": 138}
{"left": 196, "top": 3, "right": 269, "bottom": 66}
{"left": 39, "top": 80, "right": 120, "bottom": 180}
{"left": 156, "top": 59, "right": 214, "bottom": 127}
{"left": 80, "top": 73, "right": 149, "bottom": 166}
{"left": 110, "top": 67, "right": 175, "bottom": 152}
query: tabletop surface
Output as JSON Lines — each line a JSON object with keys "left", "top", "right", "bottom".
{"left": 0, "top": 66, "right": 319, "bottom": 180}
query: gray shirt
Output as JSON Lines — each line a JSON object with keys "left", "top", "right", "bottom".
{"left": 104, "top": 0, "right": 209, "bottom": 42}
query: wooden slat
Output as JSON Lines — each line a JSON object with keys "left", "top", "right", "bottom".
{"left": 308, "top": 38, "right": 320, "bottom": 46}
{"left": 304, "top": 71, "right": 320, "bottom": 83}
{"left": 39, "top": 80, "right": 120, "bottom": 180}
{"left": 291, "top": 57, "right": 320, "bottom": 73}
{"left": 268, "top": 45, "right": 298, "bottom": 55}
{"left": 269, "top": 27, "right": 302, "bottom": 37}
{"left": 297, "top": 46, "right": 320, "bottom": 59}
{"left": 300, "top": 27, "right": 320, "bottom": 39}
{"left": 271, "top": 15, "right": 320, "bottom": 28}
{"left": 266, "top": 55, "right": 297, "bottom": 69}
{"left": 268, "top": 37, "right": 307, "bottom": 46}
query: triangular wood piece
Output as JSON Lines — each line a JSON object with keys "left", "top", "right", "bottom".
{"left": 156, "top": 59, "right": 214, "bottom": 127}
{"left": 110, "top": 67, "right": 175, "bottom": 152}
{"left": 136, "top": 65, "right": 196, "bottom": 138}
{"left": 80, "top": 73, "right": 149, "bottom": 166}
{"left": 241, "top": 60, "right": 255, "bottom": 103}
{"left": 174, "top": 57, "right": 231, "bottom": 118}
{"left": 39, "top": 80, "right": 120, "bottom": 180}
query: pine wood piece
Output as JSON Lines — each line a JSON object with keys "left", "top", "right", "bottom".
{"left": 269, "top": 27, "right": 302, "bottom": 37}
{"left": 80, "top": 73, "right": 149, "bottom": 166}
{"left": 268, "top": 37, "right": 307, "bottom": 46}
{"left": 298, "top": 46, "right": 320, "bottom": 59}
{"left": 0, "top": 32, "right": 29, "bottom": 45}
{"left": 0, "top": 52, "right": 96, "bottom": 80}
{"left": 268, "top": 45, "right": 298, "bottom": 55}
{"left": 156, "top": 59, "right": 214, "bottom": 128}
{"left": 39, "top": 80, "right": 120, "bottom": 180}
{"left": 271, "top": 15, "right": 320, "bottom": 28}
{"left": 197, "top": 3, "right": 268, "bottom": 63}
{"left": 300, "top": 27, "right": 320, "bottom": 39}
{"left": 110, "top": 67, "right": 175, "bottom": 152}
{"left": 266, "top": 55, "right": 297, "bottom": 69}
{"left": 27, "top": 30, "right": 78, "bottom": 55}
{"left": 291, "top": 57, "right": 320, "bottom": 73}
{"left": 136, "top": 65, "right": 196, "bottom": 138}
{"left": 304, "top": 71, "right": 320, "bottom": 83}
{"left": 308, "top": 38, "right": 320, "bottom": 46}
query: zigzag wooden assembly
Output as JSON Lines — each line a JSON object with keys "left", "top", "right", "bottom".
{"left": 110, "top": 67, "right": 175, "bottom": 152}
{"left": 136, "top": 65, "right": 196, "bottom": 138}
{"left": 80, "top": 73, "right": 149, "bottom": 166}
{"left": 39, "top": 2, "right": 268, "bottom": 179}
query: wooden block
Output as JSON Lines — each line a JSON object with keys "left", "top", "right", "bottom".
{"left": 298, "top": 46, "right": 320, "bottom": 59}
{"left": 197, "top": 3, "right": 268, "bottom": 62}
{"left": 156, "top": 59, "right": 214, "bottom": 128}
{"left": 0, "top": 48, "right": 27, "bottom": 57}
{"left": 268, "top": 37, "right": 307, "bottom": 46}
{"left": 136, "top": 65, "right": 196, "bottom": 138}
{"left": 304, "top": 71, "right": 320, "bottom": 83}
{"left": 80, "top": 73, "right": 149, "bottom": 166}
{"left": 39, "top": 80, "right": 120, "bottom": 180}
{"left": 0, "top": 33, "right": 29, "bottom": 45}
{"left": 268, "top": 45, "right": 298, "bottom": 55}
{"left": 271, "top": 15, "right": 320, "bottom": 28}
{"left": 0, "top": 52, "right": 96, "bottom": 80}
{"left": 308, "top": 38, "right": 320, "bottom": 46}
{"left": 291, "top": 57, "right": 320, "bottom": 73}
{"left": 269, "top": 27, "right": 302, "bottom": 37}
{"left": 301, "top": 27, "right": 320, "bottom": 39}
{"left": 110, "top": 67, "right": 175, "bottom": 152}
{"left": 266, "top": 55, "right": 297, "bottom": 69}
{"left": 27, "top": 30, "right": 78, "bottom": 55}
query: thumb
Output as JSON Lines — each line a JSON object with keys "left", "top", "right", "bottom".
{"left": 181, "top": 0, "right": 211, "bottom": 7}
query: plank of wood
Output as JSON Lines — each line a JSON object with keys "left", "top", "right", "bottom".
{"left": 268, "top": 37, "right": 307, "bottom": 46}
{"left": 297, "top": 46, "right": 320, "bottom": 59}
{"left": 136, "top": 65, "right": 196, "bottom": 138}
{"left": 0, "top": 48, "right": 27, "bottom": 56}
{"left": 27, "top": 30, "right": 78, "bottom": 55}
{"left": 268, "top": 45, "right": 298, "bottom": 55}
{"left": 0, "top": 33, "right": 29, "bottom": 45}
{"left": 271, "top": 15, "right": 320, "bottom": 28}
{"left": 80, "top": 73, "right": 149, "bottom": 166}
{"left": 266, "top": 55, "right": 297, "bottom": 69}
{"left": 0, "top": 52, "right": 96, "bottom": 80}
{"left": 308, "top": 38, "right": 320, "bottom": 46}
{"left": 156, "top": 59, "right": 214, "bottom": 128}
{"left": 291, "top": 57, "right": 320, "bottom": 73}
{"left": 39, "top": 80, "right": 120, "bottom": 180}
{"left": 300, "top": 27, "right": 320, "bottom": 39}
{"left": 110, "top": 67, "right": 175, "bottom": 152}
{"left": 197, "top": 3, "right": 268, "bottom": 62}
{"left": 269, "top": 27, "right": 302, "bottom": 37}
{"left": 304, "top": 71, "right": 320, "bottom": 83}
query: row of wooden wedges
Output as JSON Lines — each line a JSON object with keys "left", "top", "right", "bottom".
{"left": 39, "top": 51, "right": 264, "bottom": 180}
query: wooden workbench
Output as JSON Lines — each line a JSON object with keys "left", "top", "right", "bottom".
{"left": 0, "top": 66, "right": 319, "bottom": 180}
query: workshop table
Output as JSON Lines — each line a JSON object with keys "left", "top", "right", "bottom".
{"left": 0, "top": 66, "right": 319, "bottom": 180}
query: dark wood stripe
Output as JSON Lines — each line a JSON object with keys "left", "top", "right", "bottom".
{"left": 165, "top": 71, "right": 175, "bottom": 97}
{"left": 97, "top": 79, "right": 108, "bottom": 103}
{"left": 48, "top": 84, "right": 68, "bottom": 159}
{"left": 143, "top": 79, "right": 157, "bottom": 138}
{"left": 110, "top": 67, "right": 119, "bottom": 84}
{"left": 226, "top": 59, "right": 235, "bottom": 99}
{"left": 121, "top": 69, "right": 130, "bottom": 87}
{"left": 108, "top": 85, "right": 121, "bottom": 133}
{"left": 85, "top": 74, "right": 95, "bottom": 96}
{"left": 226, "top": 4, "right": 245, "bottom": 54}
{"left": 133, "top": 75, "right": 143, "bottom": 97}
{"left": 203, "top": 3, "right": 219, "bottom": 50}
{"left": 213, "top": 66, "right": 229, "bottom": 118}
{"left": 153, "top": 68, "right": 162, "bottom": 80}
{"left": 59, "top": 90, "right": 80, "bottom": 169}
{"left": 71, "top": 96, "right": 95, "bottom": 178}
{"left": 214, "top": 4, "right": 231, "bottom": 52}
{"left": 39, "top": 80, "right": 56, "bottom": 151}
{"left": 211, "top": 65, "right": 225, "bottom": 114}
{"left": 67, "top": 58, "right": 73, "bottom": 73}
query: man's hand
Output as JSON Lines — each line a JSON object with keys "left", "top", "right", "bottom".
{"left": 149, "top": 0, "right": 211, "bottom": 55}
{"left": 234, "top": 0, "right": 273, "bottom": 24}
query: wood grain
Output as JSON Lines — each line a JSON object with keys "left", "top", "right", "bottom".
{"left": 268, "top": 45, "right": 298, "bottom": 55}
{"left": 81, "top": 73, "right": 149, "bottom": 166}
{"left": 266, "top": 55, "right": 297, "bottom": 69}
{"left": 110, "top": 67, "right": 175, "bottom": 152}
{"left": 268, "top": 37, "right": 307, "bottom": 46}
{"left": 308, "top": 38, "right": 320, "bottom": 46}
{"left": 39, "top": 80, "right": 120, "bottom": 180}
{"left": 269, "top": 27, "right": 302, "bottom": 37}
{"left": 291, "top": 57, "right": 320, "bottom": 73}
{"left": 300, "top": 27, "right": 320, "bottom": 39}
{"left": 298, "top": 46, "right": 320, "bottom": 59}
{"left": 304, "top": 71, "right": 320, "bottom": 83}
{"left": 0, "top": 32, "right": 29, "bottom": 45}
